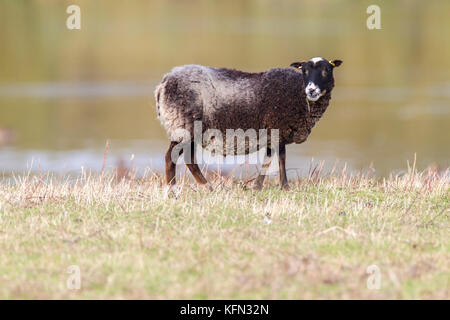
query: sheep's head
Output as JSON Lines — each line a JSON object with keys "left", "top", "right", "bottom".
{"left": 290, "top": 57, "right": 342, "bottom": 102}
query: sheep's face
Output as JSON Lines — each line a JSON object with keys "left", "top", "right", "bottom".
{"left": 290, "top": 57, "right": 342, "bottom": 102}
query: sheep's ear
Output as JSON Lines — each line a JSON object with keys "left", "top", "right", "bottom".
{"left": 329, "top": 60, "right": 343, "bottom": 68}
{"left": 290, "top": 62, "right": 304, "bottom": 69}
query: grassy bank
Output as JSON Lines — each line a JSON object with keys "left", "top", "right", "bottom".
{"left": 0, "top": 166, "right": 448, "bottom": 299}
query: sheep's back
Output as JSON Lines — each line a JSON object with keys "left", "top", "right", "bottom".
{"left": 156, "top": 65, "right": 318, "bottom": 148}
{"left": 157, "top": 65, "right": 265, "bottom": 137}
{"left": 203, "top": 67, "right": 264, "bottom": 132}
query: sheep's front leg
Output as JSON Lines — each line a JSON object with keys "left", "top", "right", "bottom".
{"left": 278, "top": 143, "right": 289, "bottom": 190}
{"left": 184, "top": 142, "right": 213, "bottom": 191}
{"left": 253, "top": 147, "right": 273, "bottom": 190}
{"left": 165, "top": 141, "right": 180, "bottom": 186}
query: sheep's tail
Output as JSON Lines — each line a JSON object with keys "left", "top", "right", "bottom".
{"left": 154, "top": 83, "right": 163, "bottom": 119}
{"left": 155, "top": 74, "right": 170, "bottom": 119}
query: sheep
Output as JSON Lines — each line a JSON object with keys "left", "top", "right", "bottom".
{"left": 155, "top": 57, "right": 342, "bottom": 190}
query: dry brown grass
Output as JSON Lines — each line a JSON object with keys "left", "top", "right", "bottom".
{"left": 0, "top": 164, "right": 448, "bottom": 299}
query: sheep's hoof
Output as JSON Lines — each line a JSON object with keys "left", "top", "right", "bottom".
{"left": 281, "top": 183, "right": 290, "bottom": 191}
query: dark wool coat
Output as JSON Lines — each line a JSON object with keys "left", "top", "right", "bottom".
{"left": 155, "top": 65, "right": 334, "bottom": 154}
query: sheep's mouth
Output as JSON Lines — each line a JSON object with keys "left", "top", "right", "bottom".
{"left": 306, "top": 89, "right": 326, "bottom": 102}
{"left": 306, "top": 93, "right": 320, "bottom": 101}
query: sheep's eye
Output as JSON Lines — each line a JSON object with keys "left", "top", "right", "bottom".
{"left": 321, "top": 69, "right": 327, "bottom": 77}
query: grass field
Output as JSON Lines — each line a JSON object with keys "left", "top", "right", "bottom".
{"left": 0, "top": 164, "right": 448, "bottom": 299}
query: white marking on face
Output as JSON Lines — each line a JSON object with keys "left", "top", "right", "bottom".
{"left": 310, "top": 57, "right": 325, "bottom": 65}
{"left": 305, "top": 81, "right": 324, "bottom": 102}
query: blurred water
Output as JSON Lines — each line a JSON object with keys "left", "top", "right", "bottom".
{"left": 0, "top": 0, "right": 449, "bottom": 177}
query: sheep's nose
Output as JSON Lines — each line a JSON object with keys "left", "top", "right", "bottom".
{"left": 308, "top": 88, "right": 315, "bottom": 94}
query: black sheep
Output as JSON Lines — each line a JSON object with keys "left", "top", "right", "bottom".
{"left": 155, "top": 57, "right": 342, "bottom": 190}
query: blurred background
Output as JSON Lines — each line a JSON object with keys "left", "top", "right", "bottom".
{"left": 0, "top": 0, "right": 449, "bottom": 177}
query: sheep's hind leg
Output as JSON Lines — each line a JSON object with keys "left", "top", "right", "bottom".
{"left": 164, "top": 141, "right": 184, "bottom": 198}
{"left": 278, "top": 143, "right": 290, "bottom": 190}
{"left": 165, "top": 141, "right": 180, "bottom": 186}
{"left": 253, "top": 147, "right": 273, "bottom": 190}
{"left": 184, "top": 142, "right": 213, "bottom": 191}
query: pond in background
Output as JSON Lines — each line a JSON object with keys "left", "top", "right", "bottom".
{"left": 0, "top": 0, "right": 449, "bottom": 177}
